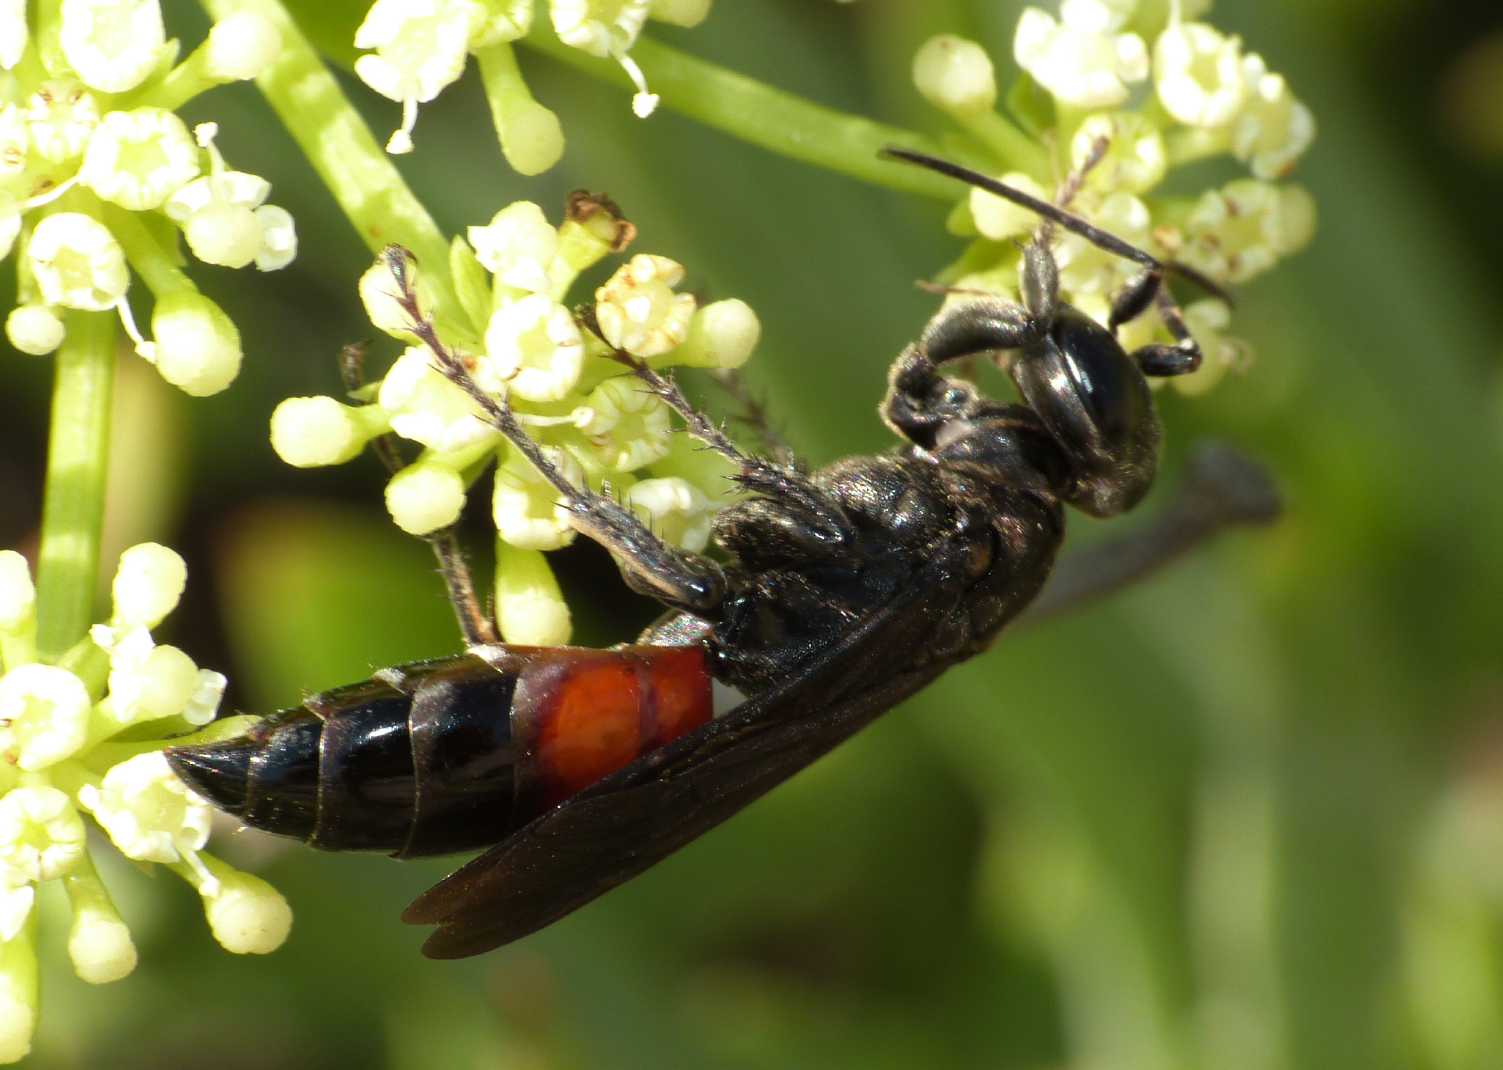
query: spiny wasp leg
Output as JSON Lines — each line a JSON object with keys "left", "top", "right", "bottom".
{"left": 381, "top": 247, "right": 729, "bottom": 616}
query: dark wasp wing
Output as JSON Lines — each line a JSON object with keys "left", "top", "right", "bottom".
{"left": 402, "top": 550, "right": 968, "bottom": 958}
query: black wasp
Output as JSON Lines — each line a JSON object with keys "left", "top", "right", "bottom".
{"left": 168, "top": 147, "right": 1278, "bottom": 958}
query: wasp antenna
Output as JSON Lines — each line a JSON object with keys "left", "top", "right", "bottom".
{"left": 1165, "top": 261, "right": 1235, "bottom": 307}
{"left": 880, "top": 146, "right": 1162, "bottom": 270}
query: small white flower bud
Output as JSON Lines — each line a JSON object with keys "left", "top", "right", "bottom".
{"left": 60, "top": 0, "right": 167, "bottom": 94}
{"left": 0, "top": 665, "right": 91, "bottom": 771}
{"left": 969, "top": 171, "right": 1050, "bottom": 241}
{"left": 23, "top": 80, "right": 99, "bottom": 164}
{"left": 552, "top": 0, "right": 657, "bottom": 114}
{"left": 105, "top": 643, "right": 198, "bottom": 724}
{"left": 496, "top": 97, "right": 566, "bottom": 177}
{"left": 355, "top": 0, "right": 472, "bottom": 153}
{"left": 1071, "top": 112, "right": 1166, "bottom": 194}
{"left": 1014, "top": 7, "right": 1148, "bottom": 109}
{"left": 77, "top": 752, "right": 213, "bottom": 865}
{"left": 624, "top": 477, "right": 712, "bottom": 551}
{"left": 205, "top": 12, "right": 282, "bottom": 81}
{"left": 495, "top": 543, "right": 573, "bottom": 646}
{"left": 27, "top": 213, "right": 129, "bottom": 313}
{"left": 650, "top": 0, "right": 711, "bottom": 27}
{"left": 385, "top": 462, "right": 467, "bottom": 536}
{"left": 912, "top": 36, "right": 998, "bottom": 117}
{"left": 145, "top": 291, "right": 242, "bottom": 396}
{"left": 666, "top": 299, "right": 761, "bottom": 370}
{"left": 5, "top": 305, "right": 66, "bottom": 356}
{"left": 1058, "top": 0, "right": 1137, "bottom": 33}
{"left": 182, "top": 199, "right": 260, "bottom": 267}
{"left": 484, "top": 295, "right": 585, "bottom": 403}
{"left": 253, "top": 205, "right": 297, "bottom": 270}
{"left": 164, "top": 169, "right": 268, "bottom": 268}
{"left": 359, "top": 257, "right": 429, "bottom": 340}
{"left": 1177, "top": 179, "right": 1315, "bottom": 284}
{"left": 579, "top": 375, "right": 672, "bottom": 471}
{"left": 472, "top": 0, "right": 534, "bottom": 45}
{"left": 552, "top": 0, "right": 651, "bottom": 58}
{"left": 0, "top": 0, "right": 27, "bottom": 70}
{"left": 203, "top": 868, "right": 292, "bottom": 955}
{"left": 67, "top": 904, "right": 136, "bottom": 985}
{"left": 270, "top": 396, "right": 385, "bottom": 467}
{"left": 595, "top": 254, "right": 696, "bottom": 358}
{"left": 469, "top": 202, "right": 559, "bottom": 294}
{"left": 492, "top": 445, "right": 583, "bottom": 551}
{"left": 1274, "top": 184, "right": 1317, "bottom": 254}
{"left": 1154, "top": 21, "right": 1246, "bottom": 128}
{"left": 0, "top": 788, "right": 87, "bottom": 882}
{"left": 1232, "top": 52, "right": 1315, "bottom": 179}
{"left": 378, "top": 347, "right": 495, "bottom": 452}
{"left": 111, "top": 543, "right": 186, "bottom": 629}
{"left": 355, "top": 0, "right": 470, "bottom": 101}
{"left": 0, "top": 553, "right": 35, "bottom": 633}
{"left": 181, "top": 669, "right": 227, "bottom": 727}
{"left": 79, "top": 107, "right": 201, "bottom": 211}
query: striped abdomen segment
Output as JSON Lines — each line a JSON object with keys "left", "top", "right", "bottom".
{"left": 166, "top": 645, "right": 712, "bottom": 858}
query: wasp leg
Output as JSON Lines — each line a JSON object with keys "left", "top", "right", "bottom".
{"left": 709, "top": 367, "right": 797, "bottom": 469}
{"left": 604, "top": 351, "right": 854, "bottom": 549}
{"left": 384, "top": 249, "right": 729, "bottom": 615}
{"left": 339, "top": 341, "right": 498, "bottom": 646}
{"left": 1019, "top": 442, "right": 1280, "bottom": 623}
{"left": 883, "top": 300, "right": 1038, "bottom": 449}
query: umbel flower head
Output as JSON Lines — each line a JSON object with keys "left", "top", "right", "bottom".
{"left": 352, "top": 0, "right": 717, "bottom": 168}
{"left": 271, "top": 192, "right": 760, "bottom": 647}
{"left": 0, "top": 545, "right": 290, "bottom": 1064}
{"left": 1, "top": 1, "right": 296, "bottom": 395}
{"left": 911, "top": 0, "right": 1315, "bottom": 396}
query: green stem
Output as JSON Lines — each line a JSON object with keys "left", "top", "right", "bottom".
{"left": 98, "top": 203, "right": 194, "bottom": 298}
{"left": 520, "top": 32, "right": 962, "bottom": 201}
{"left": 197, "top": 0, "right": 456, "bottom": 305}
{"left": 35, "top": 311, "right": 116, "bottom": 660}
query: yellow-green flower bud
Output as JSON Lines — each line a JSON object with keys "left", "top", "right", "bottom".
{"left": 913, "top": 35, "right": 998, "bottom": 117}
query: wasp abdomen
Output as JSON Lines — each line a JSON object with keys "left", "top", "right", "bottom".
{"left": 168, "top": 646, "right": 713, "bottom": 859}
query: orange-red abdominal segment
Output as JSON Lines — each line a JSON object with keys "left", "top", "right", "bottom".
{"left": 519, "top": 646, "right": 712, "bottom": 808}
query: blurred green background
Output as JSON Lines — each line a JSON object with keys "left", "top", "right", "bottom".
{"left": 5, "top": 0, "right": 1503, "bottom": 1066}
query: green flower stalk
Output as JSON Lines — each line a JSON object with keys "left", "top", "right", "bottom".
{"left": 270, "top": 193, "right": 754, "bottom": 645}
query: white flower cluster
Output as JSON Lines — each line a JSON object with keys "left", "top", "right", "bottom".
{"left": 0, "top": 1, "right": 297, "bottom": 395}
{"left": 912, "top": 0, "right": 1315, "bottom": 395}
{"left": 0, "top": 545, "right": 289, "bottom": 1063}
{"left": 270, "top": 194, "right": 759, "bottom": 646}
{"left": 353, "top": 0, "right": 714, "bottom": 168}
